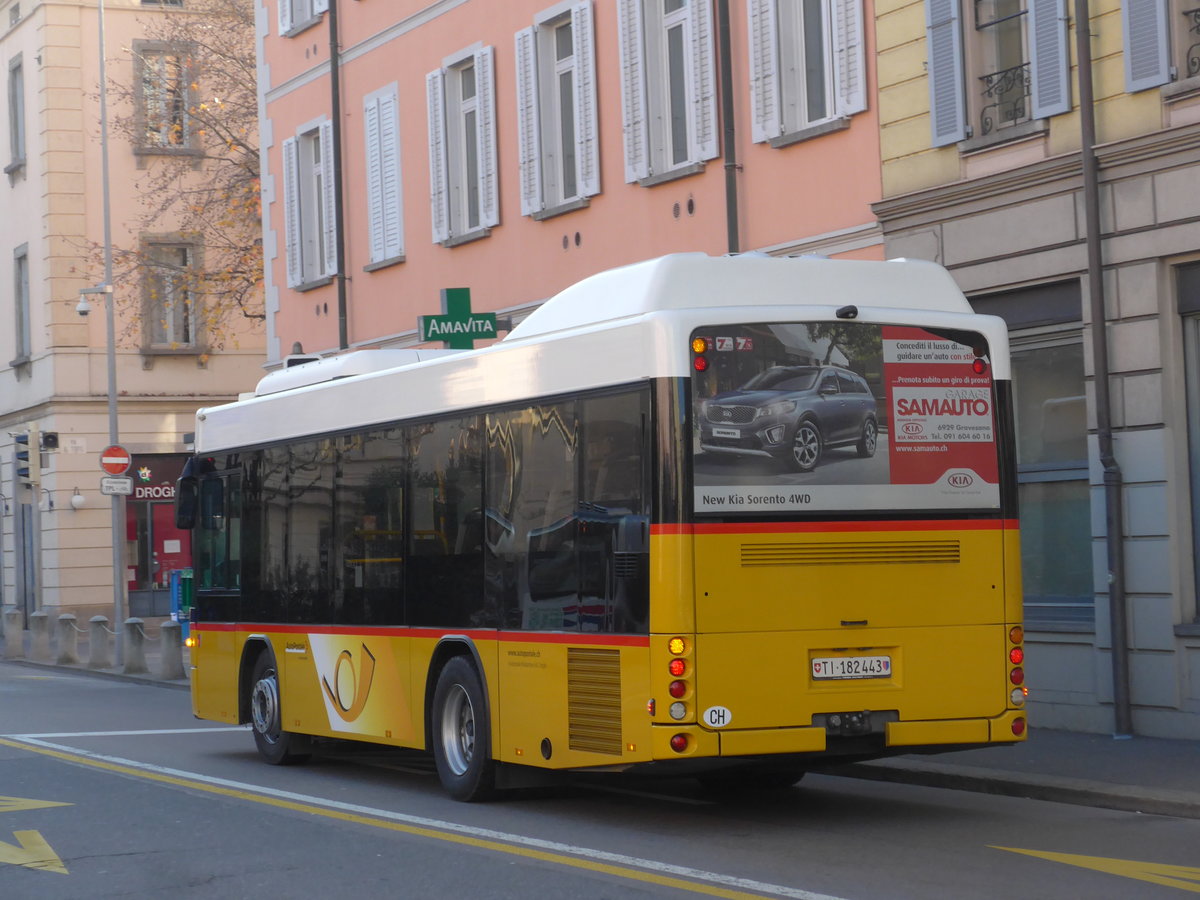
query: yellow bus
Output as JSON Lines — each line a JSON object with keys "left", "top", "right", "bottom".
{"left": 176, "top": 253, "right": 1025, "bottom": 800}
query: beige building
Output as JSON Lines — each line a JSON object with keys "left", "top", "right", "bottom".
{"left": 876, "top": 0, "right": 1200, "bottom": 737}
{"left": 0, "top": 0, "right": 264, "bottom": 630}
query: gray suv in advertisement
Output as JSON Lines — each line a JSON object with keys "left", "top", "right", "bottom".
{"left": 699, "top": 366, "right": 879, "bottom": 472}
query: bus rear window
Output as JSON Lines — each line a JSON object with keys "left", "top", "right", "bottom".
{"left": 690, "top": 322, "right": 1000, "bottom": 514}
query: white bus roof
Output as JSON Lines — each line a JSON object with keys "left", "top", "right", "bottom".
{"left": 195, "top": 254, "right": 1007, "bottom": 454}
{"left": 505, "top": 253, "right": 973, "bottom": 341}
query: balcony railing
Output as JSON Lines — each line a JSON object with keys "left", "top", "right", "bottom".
{"left": 979, "top": 62, "right": 1031, "bottom": 136}
{"left": 1185, "top": 8, "right": 1200, "bottom": 79}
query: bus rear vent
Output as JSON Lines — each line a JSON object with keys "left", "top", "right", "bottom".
{"left": 741, "top": 540, "right": 961, "bottom": 567}
{"left": 567, "top": 647, "right": 623, "bottom": 755}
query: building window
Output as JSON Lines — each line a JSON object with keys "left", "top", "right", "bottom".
{"left": 747, "top": 0, "right": 866, "bottom": 144}
{"left": 282, "top": 120, "right": 337, "bottom": 287}
{"left": 925, "top": 0, "right": 1069, "bottom": 147}
{"left": 515, "top": 1, "right": 600, "bottom": 217}
{"left": 143, "top": 241, "right": 199, "bottom": 350}
{"left": 617, "top": 0, "right": 719, "bottom": 183}
{"left": 278, "top": 0, "right": 327, "bottom": 35}
{"left": 6, "top": 55, "right": 25, "bottom": 177}
{"left": 134, "top": 43, "right": 194, "bottom": 152}
{"left": 11, "top": 244, "right": 30, "bottom": 365}
{"left": 972, "top": 282, "right": 1090, "bottom": 628}
{"left": 363, "top": 83, "right": 404, "bottom": 266}
{"left": 427, "top": 46, "right": 498, "bottom": 245}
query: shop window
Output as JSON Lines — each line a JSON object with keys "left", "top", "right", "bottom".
{"left": 973, "top": 281, "right": 1091, "bottom": 628}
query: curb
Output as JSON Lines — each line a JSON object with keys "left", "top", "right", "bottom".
{"left": 823, "top": 757, "right": 1200, "bottom": 820}
{"left": 2, "top": 657, "right": 190, "bottom": 692}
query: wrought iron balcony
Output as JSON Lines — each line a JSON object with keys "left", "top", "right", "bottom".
{"left": 979, "top": 62, "right": 1031, "bottom": 136}
{"left": 1185, "top": 8, "right": 1200, "bottom": 79}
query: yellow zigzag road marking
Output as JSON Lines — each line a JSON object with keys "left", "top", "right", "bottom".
{"left": 994, "top": 846, "right": 1200, "bottom": 893}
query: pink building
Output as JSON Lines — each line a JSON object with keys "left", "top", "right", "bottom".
{"left": 259, "top": 0, "right": 882, "bottom": 360}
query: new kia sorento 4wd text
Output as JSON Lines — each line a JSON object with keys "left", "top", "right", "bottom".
{"left": 699, "top": 366, "right": 878, "bottom": 472}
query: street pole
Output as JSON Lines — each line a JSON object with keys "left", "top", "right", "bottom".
{"left": 97, "top": 0, "right": 126, "bottom": 666}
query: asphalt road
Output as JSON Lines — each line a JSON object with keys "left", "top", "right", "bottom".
{"left": 2, "top": 663, "right": 1197, "bottom": 899}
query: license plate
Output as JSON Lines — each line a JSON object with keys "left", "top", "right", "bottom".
{"left": 711, "top": 427, "right": 740, "bottom": 438}
{"left": 811, "top": 656, "right": 892, "bottom": 680}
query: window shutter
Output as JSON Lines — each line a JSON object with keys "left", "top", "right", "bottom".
{"left": 378, "top": 86, "right": 404, "bottom": 261}
{"left": 573, "top": 1, "right": 600, "bottom": 198}
{"left": 515, "top": 27, "right": 543, "bottom": 216}
{"left": 833, "top": 0, "right": 866, "bottom": 116}
{"left": 1028, "top": 0, "right": 1070, "bottom": 118}
{"left": 689, "top": 0, "right": 719, "bottom": 161}
{"left": 319, "top": 119, "right": 338, "bottom": 278}
{"left": 278, "top": 0, "right": 292, "bottom": 35}
{"left": 313, "top": 0, "right": 328, "bottom": 13}
{"left": 616, "top": 0, "right": 650, "bottom": 182}
{"left": 1123, "top": 0, "right": 1170, "bottom": 93}
{"left": 475, "top": 46, "right": 499, "bottom": 228}
{"left": 364, "top": 92, "right": 386, "bottom": 262}
{"left": 925, "top": 0, "right": 966, "bottom": 146}
{"left": 281, "top": 136, "right": 301, "bottom": 288}
{"left": 365, "top": 85, "right": 403, "bottom": 263}
{"left": 747, "top": 0, "right": 781, "bottom": 143}
{"left": 426, "top": 69, "right": 450, "bottom": 243}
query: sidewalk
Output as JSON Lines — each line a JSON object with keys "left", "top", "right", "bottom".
{"left": 2, "top": 625, "right": 1196, "bottom": 818}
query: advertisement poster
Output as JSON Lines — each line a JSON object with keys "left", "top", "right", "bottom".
{"left": 691, "top": 322, "right": 1001, "bottom": 514}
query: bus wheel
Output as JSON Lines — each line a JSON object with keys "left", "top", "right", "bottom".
{"left": 788, "top": 421, "right": 822, "bottom": 472}
{"left": 697, "top": 765, "right": 806, "bottom": 792}
{"left": 431, "top": 656, "right": 495, "bottom": 801}
{"left": 856, "top": 417, "right": 878, "bottom": 458}
{"left": 249, "top": 653, "right": 310, "bottom": 765}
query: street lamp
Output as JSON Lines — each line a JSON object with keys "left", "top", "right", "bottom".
{"left": 78, "top": 283, "right": 125, "bottom": 666}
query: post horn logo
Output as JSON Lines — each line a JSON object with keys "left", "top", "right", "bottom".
{"left": 320, "top": 643, "right": 376, "bottom": 722}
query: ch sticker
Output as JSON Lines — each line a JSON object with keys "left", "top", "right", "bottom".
{"left": 320, "top": 643, "right": 376, "bottom": 722}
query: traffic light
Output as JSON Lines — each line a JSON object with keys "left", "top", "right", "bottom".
{"left": 14, "top": 428, "right": 40, "bottom": 491}
{"left": 40, "top": 431, "right": 59, "bottom": 451}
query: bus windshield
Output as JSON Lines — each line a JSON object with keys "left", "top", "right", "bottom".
{"left": 691, "top": 321, "right": 1000, "bottom": 515}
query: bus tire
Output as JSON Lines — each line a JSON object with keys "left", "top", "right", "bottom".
{"left": 856, "top": 417, "right": 878, "bottom": 458}
{"left": 787, "top": 420, "right": 822, "bottom": 472}
{"left": 249, "top": 653, "right": 311, "bottom": 765}
{"left": 431, "top": 656, "right": 495, "bottom": 801}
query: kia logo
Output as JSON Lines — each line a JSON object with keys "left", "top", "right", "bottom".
{"left": 948, "top": 472, "right": 974, "bottom": 487}
{"left": 901, "top": 422, "right": 923, "bottom": 435}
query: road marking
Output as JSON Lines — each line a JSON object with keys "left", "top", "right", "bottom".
{"left": 0, "top": 830, "right": 68, "bottom": 875}
{"left": 0, "top": 796, "right": 72, "bottom": 814}
{"left": 0, "top": 735, "right": 844, "bottom": 900}
{"left": 8, "top": 727, "right": 248, "bottom": 738}
{"left": 993, "top": 846, "right": 1200, "bottom": 893}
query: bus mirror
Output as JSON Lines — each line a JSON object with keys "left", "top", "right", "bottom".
{"left": 175, "top": 476, "right": 198, "bottom": 529}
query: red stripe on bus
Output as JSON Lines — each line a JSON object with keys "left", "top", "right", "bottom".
{"left": 652, "top": 519, "right": 1019, "bottom": 535}
{"left": 190, "top": 622, "right": 650, "bottom": 647}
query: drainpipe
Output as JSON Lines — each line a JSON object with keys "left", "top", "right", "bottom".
{"left": 1074, "top": 0, "right": 1131, "bottom": 737}
{"left": 717, "top": 0, "right": 740, "bottom": 254}
{"left": 328, "top": 0, "right": 349, "bottom": 350}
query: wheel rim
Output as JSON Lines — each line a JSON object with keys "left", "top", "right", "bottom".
{"left": 439, "top": 684, "right": 475, "bottom": 776}
{"left": 792, "top": 425, "right": 820, "bottom": 468}
{"left": 863, "top": 421, "right": 877, "bottom": 454}
{"left": 251, "top": 669, "right": 281, "bottom": 744}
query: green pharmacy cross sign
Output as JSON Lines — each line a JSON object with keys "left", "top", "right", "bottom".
{"left": 418, "top": 287, "right": 497, "bottom": 350}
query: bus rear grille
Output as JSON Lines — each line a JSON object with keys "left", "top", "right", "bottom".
{"left": 741, "top": 540, "right": 961, "bottom": 567}
{"left": 567, "top": 647, "right": 623, "bottom": 755}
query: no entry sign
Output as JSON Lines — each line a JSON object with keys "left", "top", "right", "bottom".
{"left": 99, "top": 445, "right": 132, "bottom": 476}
